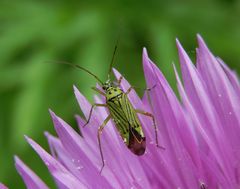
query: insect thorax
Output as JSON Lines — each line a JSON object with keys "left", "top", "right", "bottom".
{"left": 105, "top": 86, "right": 123, "bottom": 101}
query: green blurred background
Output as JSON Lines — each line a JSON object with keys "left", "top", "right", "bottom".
{"left": 0, "top": 0, "right": 240, "bottom": 188}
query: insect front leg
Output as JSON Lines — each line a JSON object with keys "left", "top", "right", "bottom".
{"left": 125, "top": 85, "right": 156, "bottom": 95}
{"left": 84, "top": 103, "right": 107, "bottom": 127}
{"left": 117, "top": 76, "right": 123, "bottom": 86}
{"left": 98, "top": 115, "right": 111, "bottom": 173}
{"left": 126, "top": 86, "right": 134, "bottom": 95}
{"left": 91, "top": 86, "right": 106, "bottom": 96}
{"left": 135, "top": 109, "right": 165, "bottom": 150}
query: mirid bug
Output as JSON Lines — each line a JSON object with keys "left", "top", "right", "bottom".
{"left": 52, "top": 45, "right": 164, "bottom": 172}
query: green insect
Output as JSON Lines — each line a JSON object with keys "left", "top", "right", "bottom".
{"left": 54, "top": 45, "right": 164, "bottom": 172}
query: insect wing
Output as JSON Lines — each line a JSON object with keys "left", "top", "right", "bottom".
{"left": 128, "top": 127, "right": 146, "bottom": 155}
{"left": 121, "top": 94, "right": 144, "bottom": 136}
{"left": 107, "top": 97, "right": 130, "bottom": 143}
{"left": 121, "top": 94, "right": 146, "bottom": 155}
{"left": 107, "top": 93, "right": 146, "bottom": 155}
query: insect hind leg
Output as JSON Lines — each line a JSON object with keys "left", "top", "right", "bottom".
{"left": 97, "top": 115, "right": 111, "bottom": 174}
{"left": 135, "top": 109, "right": 165, "bottom": 150}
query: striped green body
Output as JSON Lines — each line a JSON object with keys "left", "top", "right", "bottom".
{"left": 105, "top": 86, "right": 146, "bottom": 155}
{"left": 53, "top": 47, "right": 160, "bottom": 172}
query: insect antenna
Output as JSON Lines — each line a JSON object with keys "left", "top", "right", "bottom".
{"left": 107, "top": 37, "right": 119, "bottom": 80}
{"left": 46, "top": 60, "right": 104, "bottom": 85}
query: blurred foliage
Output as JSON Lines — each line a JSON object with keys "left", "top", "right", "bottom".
{"left": 0, "top": 0, "right": 240, "bottom": 188}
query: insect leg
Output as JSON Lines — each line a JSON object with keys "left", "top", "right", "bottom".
{"left": 91, "top": 87, "right": 106, "bottom": 96}
{"left": 125, "top": 85, "right": 156, "bottom": 95}
{"left": 98, "top": 115, "right": 111, "bottom": 173}
{"left": 135, "top": 109, "right": 165, "bottom": 150}
{"left": 125, "top": 86, "right": 134, "bottom": 95}
{"left": 126, "top": 84, "right": 157, "bottom": 128}
{"left": 117, "top": 76, "right": 123, "bottom": 86}
{"left": 84, "top": 103, "right": 107, "bottom": 127}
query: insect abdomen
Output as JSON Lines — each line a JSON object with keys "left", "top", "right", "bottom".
{"left": 107, "top": 94, "right": 146, "bottom": 155}
{"left": 107, "top": 97, "right": 130, "bottom": 139}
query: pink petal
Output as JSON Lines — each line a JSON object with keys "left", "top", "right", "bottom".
{"left": 143, "top": 48, "right": 200, "bottom": 188}
{"left": 49, "top": 110, "right": 115, "bottom": 188}
{"left": 177, "top": 39, "right": 236, "bottom": 187}
{"left": 25, "top": 136, "right": 87, "bottom": 189}
{"left": 15, "top": 156, "right": 49, "bottom": 189}
{"left": 0, "top": 183, "right": 8, "bottom": 189}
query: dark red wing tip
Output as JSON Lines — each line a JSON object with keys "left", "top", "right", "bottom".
{"left": 128, "top": 137, "right": 146, "bottom": 156}
{"left": 132, "top": 146, "right": 146, "bottom": 156}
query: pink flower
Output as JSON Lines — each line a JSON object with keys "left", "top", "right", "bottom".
{"left": 0, "top": 183, "right": 8, "bottom": 189}
{"left": 10, "top": 35, "right": 240, "bottom": 188}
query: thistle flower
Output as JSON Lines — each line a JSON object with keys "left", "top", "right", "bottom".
{"left": 7, "top": 35, "right": 240, "bottom": 188}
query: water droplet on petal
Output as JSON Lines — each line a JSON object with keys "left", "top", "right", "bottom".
{"left": 72, "top": 159, "right": 75, "bottom": 163}
{"left": 218, "top": 94, "right": 222, "bottom": 97}
{"left": 149, "top": 141, "right": 154, "bottom": 144}
{"left": 200, "top": 182, "right": 207, "bottom": 189}
{"left": 229, "top": 111, "right": 232, "bottom": 115}
{"left": 77, "top": 166, "right": 83, "bottom": 170}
